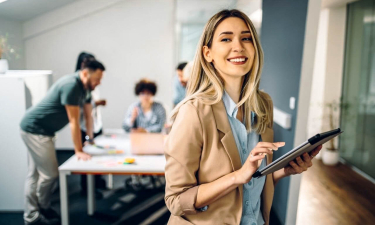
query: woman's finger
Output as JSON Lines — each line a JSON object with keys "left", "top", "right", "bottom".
{"left": 302, "top": 153, "right": 312, "bottom": 164}
{"left": 284, "top": 165, "right": 294, "bottom": 175}
{"left": 289, "top": 161, "right": 302, "bottom": 173}
{"left": 295, "top": 157, "right": 306, "bottom": 169}
{"left": 310, "top": 145, "right": 322, "bottom": 157}
{"left": 252, "top": 147, "right": 273, "bottom": 155}
{"left": 249, "top": 154, "right": 265, "bottom": 163}
{"left": 257, "top": 142, "right": 285, "bottom": 150}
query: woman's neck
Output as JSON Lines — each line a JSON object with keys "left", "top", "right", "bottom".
{"left": 223, "top": 77, "right": 243, "bottom": 104}
{"left": 141, "top": 102, "right": 153, "bottom": 111}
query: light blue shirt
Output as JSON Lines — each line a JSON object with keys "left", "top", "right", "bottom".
{"left": 173, "top": 75, "right": 186, "bottom": 106}
{"left": 222, "top": 91, "right": 266, "bottom": 225}
{"left": 122, "top": 101, "right": 166, "bottom": 133}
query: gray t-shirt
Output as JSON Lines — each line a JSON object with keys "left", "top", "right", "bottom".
{"left": 20, "top": 73, "right": 91, "bottom": 136}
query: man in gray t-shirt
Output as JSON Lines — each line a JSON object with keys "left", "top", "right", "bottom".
{"left": 20, "top": 60, "right": 105, "bottom": 225}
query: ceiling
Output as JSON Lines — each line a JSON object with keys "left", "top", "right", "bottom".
{"left": 0, "top": 0, "right": 76, "bottom": 21}
{"left": 176, "top": 0, "right": 261, "bottom": 24}
{"left": 0, "top": 0, "right": 360, "bottom": 23}
{"left": 321, "top": 0, "right": 358, "bottom": 8}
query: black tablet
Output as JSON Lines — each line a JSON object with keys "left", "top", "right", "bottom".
{"left": 252, "top": 128, "right": 343, "bottom": 178}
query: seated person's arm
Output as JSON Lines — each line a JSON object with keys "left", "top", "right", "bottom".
{"left": 66, "top": 105, "right": 91, "bottom": 160}
{"left": 145, "top": 104, "right": 166, "bottom": 133}
{"left": 94, "top": 99, "right": 106, "bottom": 107}
{"left": 123, "top": 104, "right": 138, "bottom": 132}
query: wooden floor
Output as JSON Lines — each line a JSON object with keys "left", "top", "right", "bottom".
{"left": 296, "top": 159, "right": 375, "bottom": 225}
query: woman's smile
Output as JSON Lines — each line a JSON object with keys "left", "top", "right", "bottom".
{"left": 227, "top": 56, "right": 248, "bottom": 65}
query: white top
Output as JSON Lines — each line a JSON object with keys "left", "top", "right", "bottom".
{"left": 144, "top": 110, "right": 153, "bottom": 121}
{"left": 58, "top": 133, "right": 166, "bottom": 174}
{"left": 80, "top": 88, "right": 103, "bottom": 133}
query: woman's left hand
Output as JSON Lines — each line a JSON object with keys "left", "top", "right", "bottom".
{"left": 131, "top": 128, "right": 147, "bottom": 133}
{"left": 284, "top": 144, "right": 323, "bottom": 176}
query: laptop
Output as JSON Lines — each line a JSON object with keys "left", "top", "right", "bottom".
{"left": 130, "top": 133, "right": 167, "bottom": 155}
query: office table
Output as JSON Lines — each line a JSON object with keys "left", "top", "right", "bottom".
{"left": 58, "top": 132, "right": 166, "bottom": 225}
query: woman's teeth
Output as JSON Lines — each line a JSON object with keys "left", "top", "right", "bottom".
{"left": 229, "top": 58, "right": 246, "bottom": 62}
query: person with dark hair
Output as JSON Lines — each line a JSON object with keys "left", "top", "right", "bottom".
{"left": 20, "top": 59, "right": 105, "bottom": 225}
{"left": 122, "top": 78, "right": 166, "bottom": 133}
{"left": 75, "top": 52, "right": 95, "bottom": 72}
{"left": 75, "top": 52, "right": 107, "bottom": 199}
{"left": 173, "top": 62, "right": 188, "bottom": 106}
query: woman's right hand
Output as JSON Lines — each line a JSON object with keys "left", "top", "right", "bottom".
{"left": 131, "top": 107, "right": 139, "bottom": 123}
{"left": 235, "top": 142, "right": 285, "bottom": 184}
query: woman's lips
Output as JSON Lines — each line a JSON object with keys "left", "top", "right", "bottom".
{"left": 227, "top": 57, "right": 248, "bottom": 65}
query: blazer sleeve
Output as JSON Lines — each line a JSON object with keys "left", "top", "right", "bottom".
{"left": 164, "top": 102, "right": 203, "bottom": 216}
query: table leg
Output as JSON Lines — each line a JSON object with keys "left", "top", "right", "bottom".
{"left": 87, "top": 174, "right": 96, "bottom": 215}
{"left": 108, "top": 174, "right": 113, "bottom": 189}
{"left": 59, "top": 171, "right": 69, "bottom": 225}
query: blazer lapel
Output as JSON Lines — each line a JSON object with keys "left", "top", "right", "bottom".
{"left": 211, "top": 101, "right": 242, "bottom": 171}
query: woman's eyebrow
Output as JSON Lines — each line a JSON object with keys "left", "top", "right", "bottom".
{"left": 219, "top": 30, "right": 251, "bottom": 36}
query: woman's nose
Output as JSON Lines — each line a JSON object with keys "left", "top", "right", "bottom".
{"left": 233, "top": 39, "right": 244, "bottom": 52}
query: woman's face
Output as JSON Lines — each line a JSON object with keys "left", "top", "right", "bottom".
{"left": 139, "top": 90, "right": 153, "bottom": 105}
{"left": 203, "top": 17, "right": 255, "bottom": 80}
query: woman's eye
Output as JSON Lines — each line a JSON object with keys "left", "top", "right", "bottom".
{"left": 221, "top": 38, "right": 231, "bottom": 42}
{"left": 243, "top": 37, "right": 253, "bottom": 41}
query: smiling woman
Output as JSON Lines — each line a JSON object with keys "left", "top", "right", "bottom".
{"left": 164, "top": 9, "right": 322, "bottom": 225}
{"left": 171, "top": 9, "right": 269, "bottom": 134}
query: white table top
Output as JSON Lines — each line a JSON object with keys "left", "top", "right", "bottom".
{"left": 58, "top": 133, "right": 166, "bottom": 174}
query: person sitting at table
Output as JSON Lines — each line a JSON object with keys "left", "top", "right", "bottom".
{"left": 122, "top": 78, "right": 166, "bottom": 133}
{"left": 122, "top": 79, "right": 166, "bottom": 190}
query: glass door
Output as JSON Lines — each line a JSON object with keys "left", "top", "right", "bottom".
{"left": 340, "top": 0, "right": 375, "bottom": 179}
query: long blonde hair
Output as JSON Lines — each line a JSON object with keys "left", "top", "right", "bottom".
{"left": 171, "top": 9, "right": 273, "bottom": 133}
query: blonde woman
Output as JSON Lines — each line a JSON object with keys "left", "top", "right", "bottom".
{"left": 164, "top": 9, "right": 322, "bottom": 225}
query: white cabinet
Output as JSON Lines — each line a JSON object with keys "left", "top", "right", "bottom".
{"left": 0, "top": 70, "right": 52, "bottom": 211}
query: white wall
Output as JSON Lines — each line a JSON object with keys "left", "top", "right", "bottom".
{"left": 286, "top": 0, "right": 322, "bottom": 224}
{"left": 307, "top": 9, "right": 329, "bottom": 137}
{"left": 0, "top": 18, "right": 25, "bottom": 70}
{"left": 23, "top": 0, "right": 175, "bottom": 148}
{"left": 322, "top": 6, "right": 346, "bottom": 131}
{"left": 307, "top": 6, "right": 346, "bottom": 141}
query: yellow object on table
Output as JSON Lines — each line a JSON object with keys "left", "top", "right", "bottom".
{"left": 124, "top": 158, "right": 135, "bottom": 164}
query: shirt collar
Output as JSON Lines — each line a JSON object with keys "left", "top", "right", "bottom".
{"left": 222, "top": 91, "right": 238, "bottom": 118}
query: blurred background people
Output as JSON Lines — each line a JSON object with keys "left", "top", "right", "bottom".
{"left": 173, "top": 62, "right": 187, "bottom": 106}
{"left": 76, "top": 52, "right": 107, "bottom": 198}
{"left": 20, "top": 60, "right": 105, "bottom": 225}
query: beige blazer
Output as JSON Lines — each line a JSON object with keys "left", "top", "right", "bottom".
{"left": 164, "top": 97, "right": 275, "bottom": 225}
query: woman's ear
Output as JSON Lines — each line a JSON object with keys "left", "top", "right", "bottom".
{"left": 203, "top": 46, "right": 213, "bottom": 63}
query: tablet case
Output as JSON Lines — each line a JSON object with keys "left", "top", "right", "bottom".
{"left": 253, "top": 128, "right": 343, "bottom": 178}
